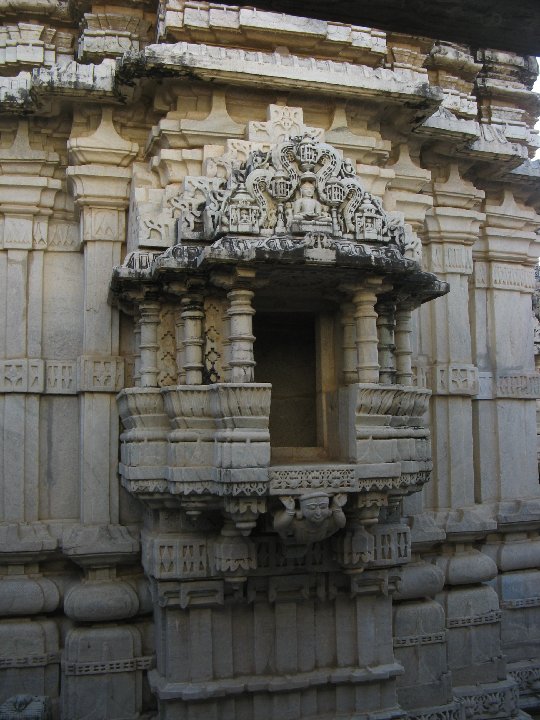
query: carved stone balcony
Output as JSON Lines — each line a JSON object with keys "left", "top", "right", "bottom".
{"left": 111, "top": 119, "right": 448, "bottom": 720}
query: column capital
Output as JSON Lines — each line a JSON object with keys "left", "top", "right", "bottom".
{"left": 66, "top": 164, "right": 133, "bottom": 209}
{"left": 67, "top": 107, "right": 139, "bottom": 210}
{"left": 68, "top": 107, "right": 138, "bottom": 168}
{"left": 211, "top": 266, "right": 258, "bottom": 291}
{"left": 0, "top": 121, "right": 61, "bottom": 250}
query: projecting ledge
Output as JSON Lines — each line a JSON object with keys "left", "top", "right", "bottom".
{"left": 148, "top": 662, "right": 405, "bottom": 700}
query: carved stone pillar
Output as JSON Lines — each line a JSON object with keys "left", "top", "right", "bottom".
{"left": 139, "top": 296, "right": 161, "bottom": 388}
{"left": 174, "top": 304, "right": 186, "bottom": 385}
{"left": 133, "top": 313, "right": 142, "bottom": 386}
{"left": 352, "top": 278, "right": 383, "bottom": 384}
{"left": 181, "top": 295, "right": 204, "bottom": 385}
{"left": 226, "top": 276, "right": 256, "bottom": 384}
{"left": 395, "top": 305, "right": 413, "bottom": 386}
{"left": 377, "top": 300, "right": 397, "bottom": 385}
{"left": 340, "top": 302, "right": 357, "bottom": 385}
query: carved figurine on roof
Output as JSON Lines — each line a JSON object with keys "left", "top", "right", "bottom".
{"left": 183, "top": 133, "right": 405, "bottom": 248}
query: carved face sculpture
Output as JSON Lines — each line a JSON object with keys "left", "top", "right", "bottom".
{"left": 300, "top": 493, "right": 331, "bottom": 524}
{"left": 300, "top": 181, "right": 315, "bottom": 199}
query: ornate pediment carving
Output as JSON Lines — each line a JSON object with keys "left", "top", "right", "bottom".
{"left": 177, "top": 133, "right": 405, "bottom": 249}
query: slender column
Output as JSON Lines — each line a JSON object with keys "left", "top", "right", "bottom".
{"left": 139, "top": 298, "right": 161, "bottom": 388}
{"left": 377, "top": 301, "right": 396, "bottom": 385}
{"left": 395, "top": 305, "right": 413, "bottom": 386}
{"left": 133, "top": 313, "right": 142, "bottom": 387}
{"left": 174, "top": 304, "right": 186, "bottom": 384}
{"left": 182, "top": 296, "right": 204, "bottom": 385}
{"left": 340, "top": 302, "right": 357, "bottom": 385}
{"left": 352, "top": 278, "right": 382, "bottom": 384}
{"left": 227, "top": 288, "right": 256, "bottom": 383}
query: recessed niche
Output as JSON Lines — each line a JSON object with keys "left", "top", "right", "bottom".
{"left": 254, "top": 312, "right": 317, "bottom": 449}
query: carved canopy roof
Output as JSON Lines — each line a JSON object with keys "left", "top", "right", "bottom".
{"left": 111, "top": 125, "right": 448, "bottom": 308}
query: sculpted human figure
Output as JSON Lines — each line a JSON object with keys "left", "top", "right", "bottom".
{"left": 292, "top": 179, "right": 329, "bottom": 221}
{"left": 274, "top": 491, "right": 347, "bottom": 545}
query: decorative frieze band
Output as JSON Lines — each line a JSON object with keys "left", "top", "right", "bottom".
{"left": 369, "top": 524, "right": 411, "bottom": 567}
{"left": 407, "top": 704, "right": 462, "bottom": 720}
{"left": 63, "top": 655, "right": 154, "bottom": 676}
{"left": 268, "top": 466, "right": 356, "bottom": 492}
{"left": 119, "top": 40, "right": 440, "bottom": 108}
{"left": 475, "top": 372, "right": 540, "bottom": 400}
{"left": 454, "top": 681, "right": 519, "bottom": 720}
{"left": 447, "top": 610, "right": 501, "bottom": 628}
{"left": 424, "top": 243, "right": 473, "bottom": 275}
{"left": 500, "top": 596, "right": 540, "bottom": 610}
{"left": 46, "top": 361, "right": 76, "bottom": 393}
{"left": 0, "top": 359, "right": 44, "bottom": 393}
{"left": 474, "top": 261, "right": 535, "bottom": 292}
{"left": 0, "top": 219, "right": 80, "bottom": 251}
{"left": 508, "top": 661, "right": 540, "bottom": 693}
{"left": 0, "top": 357, "right": 124, "bottom": 394}
{"left": 491, "top": 263, "right": 535, "bottom": 292}
{"left": 393, "top": 631, "right": 446, "bottom": 648}
{"left": 158, "top": 2, "right": 386, "bottom": 65}
{"left": 151, "top": 537, "right": 208, "bottom": 579}
{"left": 432, "top": 363, "right": 479, "bottom": 396}
{"left": 268, "top": 465, "right": 426, "bottom": 496}
{"left": 496, "top": 374, "right": 540, "bottom": 399}
{"left": 0, "top": 652, "right": 59, "bottom": 669}
{"left": 146, "top": 533, "right": 333, "bottom": 581}
{"left": 76, "top": 355, "right": 124, "bottom": 392}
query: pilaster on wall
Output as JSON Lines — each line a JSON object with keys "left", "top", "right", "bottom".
{"left": 67, "top": 107, "right": 138, "bottom": 526}
{"left": 471, "top": 188, "right": 540, "bottom": 505}
{"left": 0, "top": 121, "right": 61, "bottom": 523}
{"left": 419, "top": 163, "right": 485, "bottom": 511}
{"left": 64, "top": 108, "right": 150, "bottom": 720}
{"left": 0, "top": 118, "right": 64, "bottom": 714}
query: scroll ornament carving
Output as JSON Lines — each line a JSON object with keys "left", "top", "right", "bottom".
{"left": 178, "top": 134, "right": 407, "bottom": 251}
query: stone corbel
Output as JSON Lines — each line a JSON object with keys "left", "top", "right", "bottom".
{"left": 383, "top": 143, "right": 433, "bottom": 235}
{"left": 213, "top": 519, "right": 257, "bottom": 585}
{"left": 223, "top": 497, "right": 267, "bottom": 536}
{"left": 273, "top": 492, "right": 347, "bottom": 558}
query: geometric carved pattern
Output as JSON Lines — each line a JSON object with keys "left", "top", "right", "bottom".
{"left": 63, "top": 656, "right": 154, "bottom": 675}
{"left": 157, "top": 305, "right": 178, "bottom": 387}
{"left": 393, "top": 632, "right": 446, "bottom": 647}
{"left": 0, "top": 652, "right": 60, "bottom": 669}
{"left": 203, "top": 297, "right": 225, "bottom": 383}
{"left": 447, "top": 610, "right": 502, "bottom": 627}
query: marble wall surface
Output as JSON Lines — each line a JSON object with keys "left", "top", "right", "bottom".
{"left": 0, "top": 3, "right": 539, "bottom": 719}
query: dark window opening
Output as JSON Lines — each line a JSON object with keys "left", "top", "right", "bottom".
{"left": 254, "top": 312, "right": 317, "bottom": 449}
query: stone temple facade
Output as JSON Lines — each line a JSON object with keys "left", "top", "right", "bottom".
{"left": 1, "top": 2, "right": 540, "bottom": 720}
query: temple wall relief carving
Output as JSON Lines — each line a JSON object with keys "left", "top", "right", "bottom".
{"left": 0, "top": 3, "right": 540, "bottom": 719}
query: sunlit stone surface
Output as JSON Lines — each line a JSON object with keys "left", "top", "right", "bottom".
{"left": 0, "top": 3, "right": 540, "bottom": 719}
